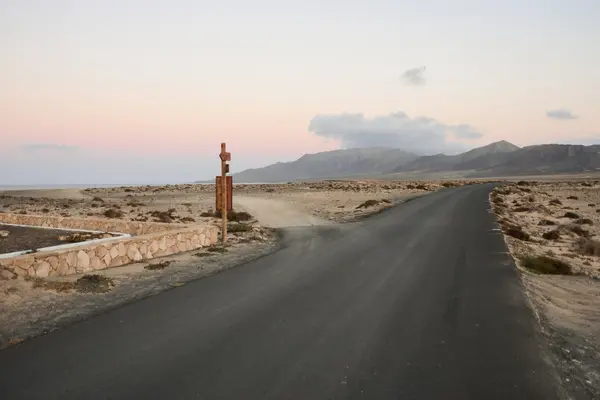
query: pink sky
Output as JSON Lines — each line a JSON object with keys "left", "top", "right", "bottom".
{"left": 1, "top": 0, "right": 598, "bottom": 184}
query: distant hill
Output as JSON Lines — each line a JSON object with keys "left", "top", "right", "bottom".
{"left": 220, "top": 148, "right": 419, "bottom": 183}
{"left": 468, "top": 144, "right": 600, "bottom": 177}
{"left": 391, "top": 140, "right": 520, "bottom": 173}
{"left": 197, "top": 141, "right": 600, "bottom": 183}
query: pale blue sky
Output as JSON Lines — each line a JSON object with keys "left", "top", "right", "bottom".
{"left": 1, "top": 0, "right": 599, "bottom": 184}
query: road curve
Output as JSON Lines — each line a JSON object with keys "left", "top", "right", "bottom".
{"left": 0, "top": 184, "right": 562, "bottom": 399}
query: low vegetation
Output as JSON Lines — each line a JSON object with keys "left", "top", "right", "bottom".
{"left": 103, "top": 208, "right": 123, "bottom": 219}
{"left": 504, "top": 225, "right": 530, "bottom": 241}
{"left": 210, "top": 210, "right": 253, "bottom": 222}
{"left": 356, "top": 199, "right": 392, "bottom": 209}
{"left": 58, "top": 232, "right": 113, "bottom": 243}
{"left": 207, "top": 246, "right": 228, "bottom": 253}
{"left": 520, "top": 255, "right": 572, "bottom": 275}
{"left": 542, "top": 229, "right": 561, "bottom": 240}
{"left": 228, "top": 223, "right": 252, "bottom": 233}
{"left": 29, "top": 274, "right": 115, "bottom": 293}
{"left": 144, "top": 261, "right": 172, "bottom": 270}
{"left": 563, "top": 211, "right": 580, "bottom": 219}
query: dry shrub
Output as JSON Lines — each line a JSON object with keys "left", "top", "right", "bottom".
{"left": 214, "top": 210, "right": 253, "bottom": 222}
{"left": 103, "top": 209, "right": 123, "bottom": 219}
{"left": 356, "top": 199, "right": 381, "bottom": 209}
{"left": 127, "top": 200, "right": 146, "bottom": 207}
{"left": 75, "top": 274, "right": 115, "bottom": 293}
{"left": 30, "top": 278, "right": 75, "bottom": 293}
{"left": 542, "top": 229, "right": 561, "bottom": 240}
{"left": 520, "top": 255, "right": 572, "bottom": 275}
{"left": 145, "top": 261, "right": 171, "bottom": 270}
{"left": 549, "top": 199, "right": 562, "bottom": 206}
{"left": 149, "top": 210, "right": 174, "bottom": 223}
{"left": 563, "top": 211, "right": 580, "bottom": 219}
{"left": 504, "top": 226, "right": 530, "bottom": 241}
{"left": 576, "top": 237, "right": 600, "bottom": 256}
{"left": 513, "top": 206, "right": 530, "bottom": 212}
{"left": 576, "top": 218, "right": 594, "bottom": 225}
{"left": 59, "top": 232, "right": 112, "bottom": 243}
{"left": 92, "top": 196, "right": 104, "bottom": 202}
{"left": 180, "top": 216, "right": 196, "bottom": 223}
{"left": 30, "top": 274, "right": 115, "bottom": 293}
{"left": 228, "top": 223, "right": 252, "bottom": 233}
{"left": 208, "top": 246, "right": 228, "bottom": 253}
{"left": 538, "top": 219, "right": 556, "bottom": 226}
{"left": 567, "top": 195, "right": 579, "bottom": 200}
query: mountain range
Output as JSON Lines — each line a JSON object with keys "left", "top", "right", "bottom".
{"left": 199, "top": 141, "right": 600, "bottom": 183}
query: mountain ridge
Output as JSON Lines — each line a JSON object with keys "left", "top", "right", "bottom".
{"left": 197, "top": 141, "right": 600, "bottom": 183}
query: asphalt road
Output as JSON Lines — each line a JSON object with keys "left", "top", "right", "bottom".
{"left": 0, "top": 184, "right": 562, "bottom": 399}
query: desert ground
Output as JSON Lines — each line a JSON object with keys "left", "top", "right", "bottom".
{"left": 0, "top": 179, "right": 482, "bottom": 349}
{"left": 0, "top": 179, "right": 476, "bottom": 226}
{"left": 1, "top": 178, "right": 599, "bottom": 397}
{"left": 491, "top": 180, "right": 600, "bottom": 396}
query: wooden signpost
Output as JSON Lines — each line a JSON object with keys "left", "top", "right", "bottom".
{"left": 217, "top": 143, "right": 232, "bottom": 243}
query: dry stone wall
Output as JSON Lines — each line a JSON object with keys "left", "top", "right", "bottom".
{"left": 0, "top": 226, "right": 219, "bottom": 277}
{"left": 0, "top": 213, "right": 180, "bottom": 235}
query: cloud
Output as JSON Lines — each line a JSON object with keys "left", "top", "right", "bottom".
{"left": 400, "top": 66, "right": 427, "bottom": 86}
{"left": 21, "top": 143, "right": 79, "bottom": 151}
{"left": 308, "top": 111, "right": 483, "bottom": 154}
{"left": 546, "top": 109, "right": 577, "bottom": 120}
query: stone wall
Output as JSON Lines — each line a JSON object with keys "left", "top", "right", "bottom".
{"left": 0, "top": 225, "right": 219, "bottom": 278}
{"left": 0, "top": 213, "right": 181, "bottom": 235}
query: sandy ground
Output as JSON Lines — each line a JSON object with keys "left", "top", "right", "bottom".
{"left": 491, "top": 181, "right": 600, "bottom": 398}
{"left": 2, "top": 179, "right": 489, "bottom": 350}
{"left": 0, "top": 180, "right": 483, "bottom": 227}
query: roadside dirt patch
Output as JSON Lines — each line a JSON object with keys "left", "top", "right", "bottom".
{"left": 491, "top": 181, "right": 600, "bottom": 398}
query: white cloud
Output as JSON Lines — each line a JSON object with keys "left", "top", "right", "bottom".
{"left": 308, "top": 111, "right": 483, "bottom": 154}
{"left": 546, "top": 109, "right": 577, "bottom": 120}
{"left": 400, "top": 66, "right": 427, "bottom": 86}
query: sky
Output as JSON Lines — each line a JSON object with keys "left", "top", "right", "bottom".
{"left": 1, "top": 0, "right": 599, "bottom": 184}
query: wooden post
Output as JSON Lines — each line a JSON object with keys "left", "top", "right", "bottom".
{"left": 220, "top": 143, "right": 227, "bottom": 243}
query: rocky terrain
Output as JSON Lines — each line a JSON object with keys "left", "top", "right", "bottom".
{"left": 491, "top": 180, "right": 600, "bottom": 399}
